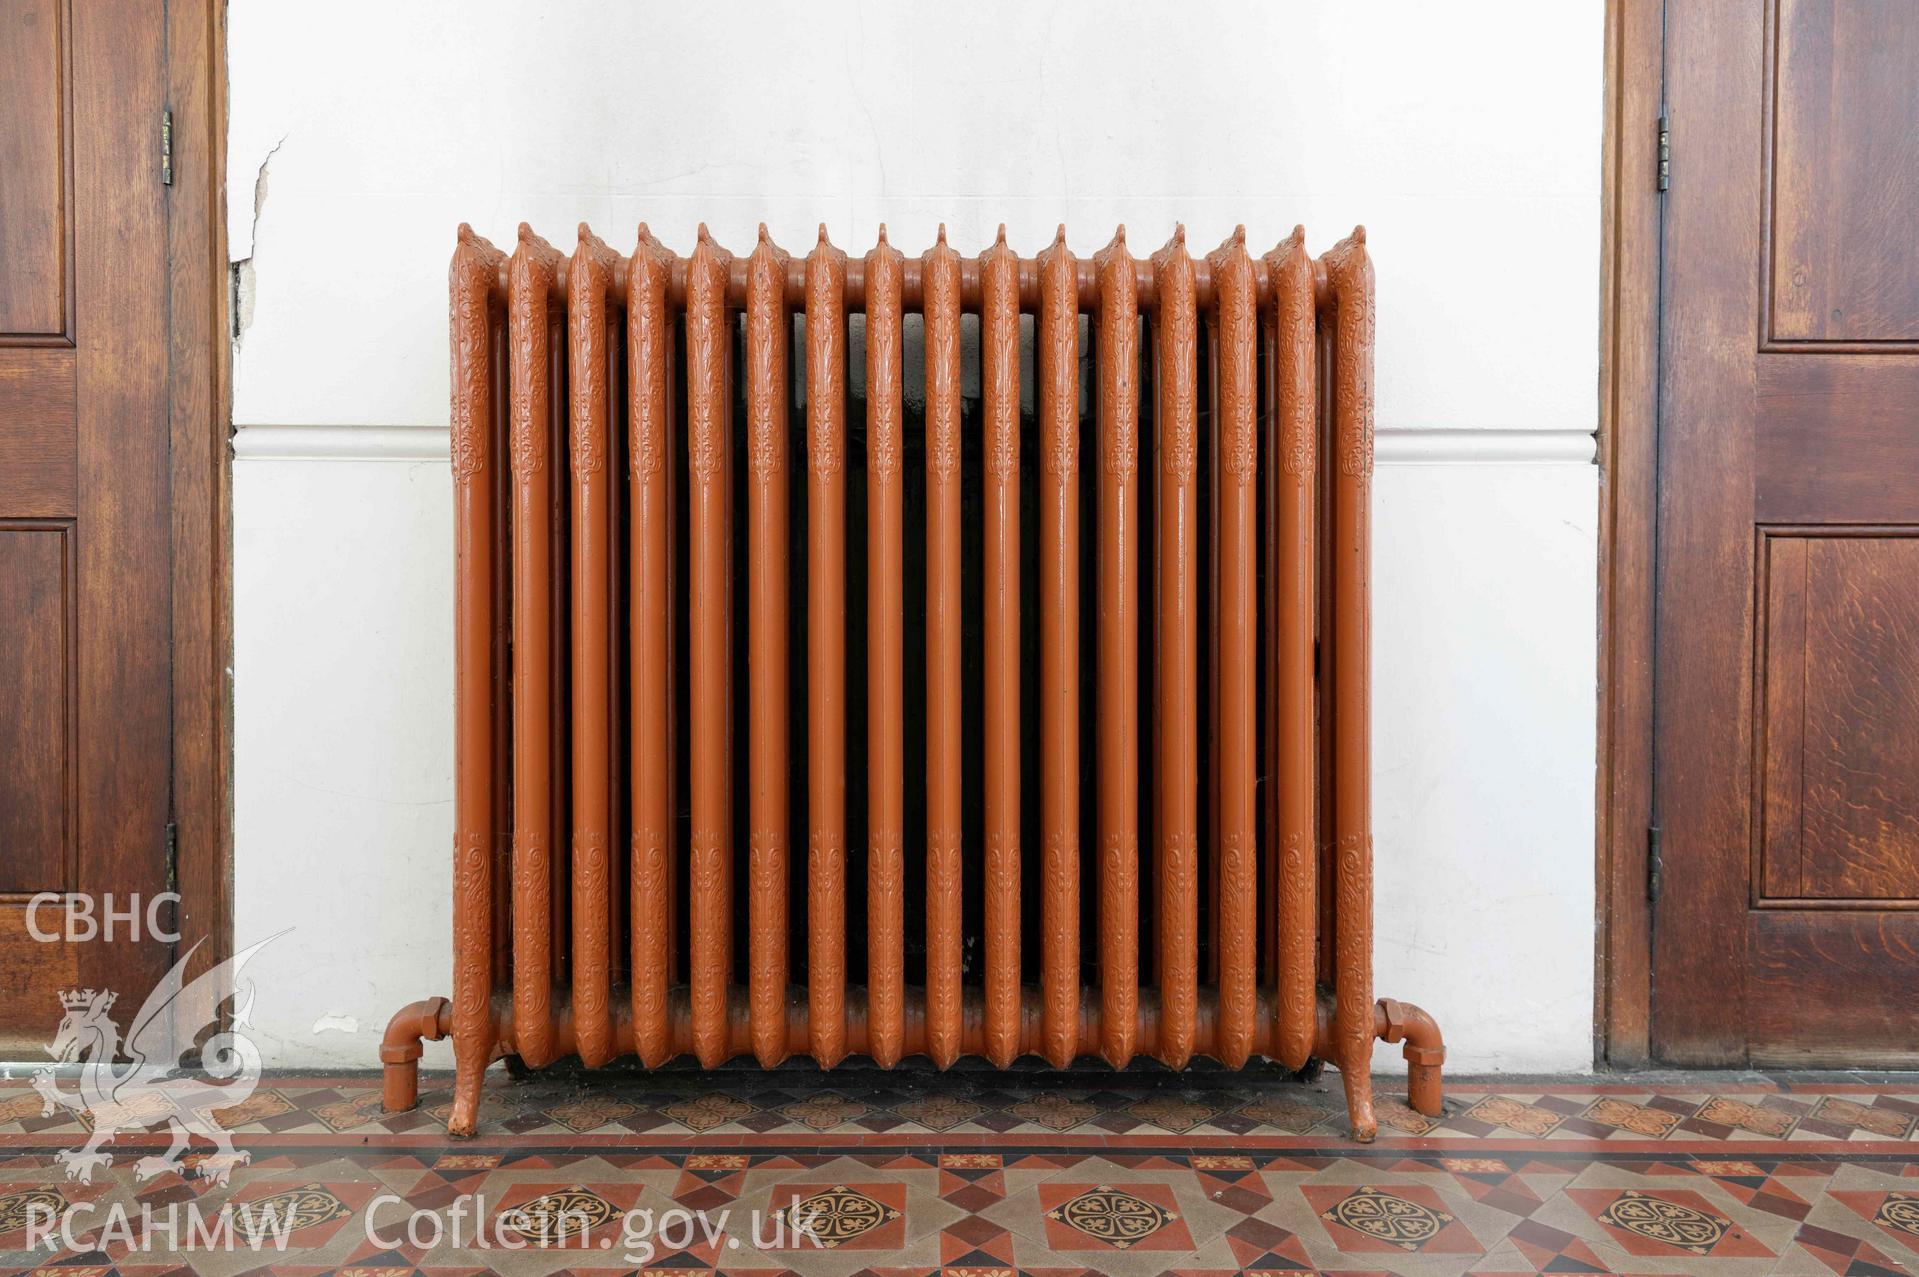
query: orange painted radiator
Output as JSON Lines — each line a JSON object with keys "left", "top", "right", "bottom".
{"left": 385, "top": 220, "right": 1443, "bottom": 1142}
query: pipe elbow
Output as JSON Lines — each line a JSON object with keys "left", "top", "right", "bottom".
{"left": 1374, "top": 997, "right": 1444, "bottom": 1067}
{"left": 380, "top": 996, "right": 451, "bottom": 1066}
{"left": 1375, "top": 998, "right": 1445, "bottom": 1118}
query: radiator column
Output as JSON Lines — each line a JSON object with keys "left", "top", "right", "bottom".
{"left": 921, "top": 229, "right": 966, "bottom": 1069}
{"left": 507, "top": 226, "right": 562, "bottom": 1069}
{"left": 1150, "top": 229, "right": 1200, "bottom": 1069}
{"left": 1266, "top": 228, "right": 1318, "bottom": 1071}
{"left": 979, "top": 228, "right": 1023, "bottom": 1070}
{"left": 805, "top": 229, "right": 850, "bottom": 1068}
{"left": 686, "top": 228, "right": 735, "bottom": 1068}
{"left": 746, "top": 227, "right": 791, "bottom": 1068}
{"left": 865, "top": 229, "right": 908, "bottom": 1067}
{"left": 1208, "top": 228, "right": 1259, "bottom": 1067}
{"left": 1326, "top": 229, "right": 1378, "bottom": 1141}
{"left": 446, "top": 225, "right": 506, "bottom": 1139}
{"left": 628, "top": 226, "right": 678, "bottom": 1067}
{"left": 1094, "top": 230, "right": 1140, "bottom": 1069}
{"left": 1037, "top": 227, "right": 1081, "bottom": 1068}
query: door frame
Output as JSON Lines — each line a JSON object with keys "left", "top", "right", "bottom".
{"left": 1596, "top": 0, "right": 1665, "bottom": 1068}
{"left": 162, "top": 0, "right": 230, "bottom": 999}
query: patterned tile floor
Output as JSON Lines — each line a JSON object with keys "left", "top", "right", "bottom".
{"left": 0, "top": 1069, "right": 1915, "bottom": 1275}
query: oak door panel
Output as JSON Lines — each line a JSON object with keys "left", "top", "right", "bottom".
{"left": 1758, "top": 530, "right": 1919, "bottom": 904}
{"left": 1766, "top": 0, "right": 1919, "bottom": 346}
{"left": 0, "top": 524, "right": 71, "bottom": 893}
{"left": 1751, "top": 911, "right": 1919, "bottom": 1065}
{"left": 0, "top": 0, "right": 69, "bottom": 340}
{"left": 0, "top": 348, "right": 76, "bottom": 515}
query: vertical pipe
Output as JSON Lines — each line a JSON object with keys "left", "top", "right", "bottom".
{"left": 979, "top": 226, "right": 1023, "bottom": 1069}
{"left": 865, "top": 228, "right": 907, "bottom": 1068}
{"left": 1093, "top": 228, "right": 1139, "bottom": 1070}
{"left": 1265, "top": 228, "right": 1317, "bottom": 1071}
{"left": 686, "top": 227, "right": 734, "bottom": 1069}
{"left": 1324, "top": 228, "right": 1376, "bottom": 1139}
{"left": 447, "top": 225, "right": 504, "bottom": 1138}
{"left": 921, "top": 228, "right": 965, "bottom": 1069}
{"left": 1151, "top": 228, "right": 1199, "bottom": 1069}
{"left": 507, "top": 226, "right": 561, "bottom": 1069}
{"left": 1037, "top": 228, "right": 1079, "bottom": 1068}
{"left": 745, "top": 227, "right": 791, "bottom": 1068}
{"left": 567, "top": 225, "right": 619, "bottom": 1070}
{"left": 629, "top": 226, "right": 676, "bottom": 1067}
{"left": 805, "top": 227, "right": 849, "bottom": 1067}
{"left": 1207, "top": 229, "right": 1258, "bottom": 1066}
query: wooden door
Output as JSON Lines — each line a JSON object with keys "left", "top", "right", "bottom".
{"left": 1653, "top": 0, "right": 1919, "bottom": 1064}
{"left": 0, "top": 0, "right": 178, "bottom": 1049}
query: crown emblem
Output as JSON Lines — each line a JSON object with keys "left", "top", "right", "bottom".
{"left": 59, "top": 989, "right": 115, "bottom": 1013}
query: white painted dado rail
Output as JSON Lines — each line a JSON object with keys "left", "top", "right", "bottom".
{"left": 231, "top": 424, "right": 1597, "bottom": 465}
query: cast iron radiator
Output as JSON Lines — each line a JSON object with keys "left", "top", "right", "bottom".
{"left": 385, "top": 220, "right": 1444, "bottom": 1142}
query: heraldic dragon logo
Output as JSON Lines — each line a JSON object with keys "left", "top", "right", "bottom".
{"left": 32, "top": 936, "right": 278, "bottom": 1186}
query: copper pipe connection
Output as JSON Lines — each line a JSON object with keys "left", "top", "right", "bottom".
{"left": 380, "top": 996, "right": 451, "bottom": 1113}
{"left": 921, "top": 229, "right": 965, "bottom": 1069}
{"left": 1376, "top": 998, "right": 1447, "bottom": 1119}
{"left": 805, "top": 227, "right": 850, "bottom": 1068}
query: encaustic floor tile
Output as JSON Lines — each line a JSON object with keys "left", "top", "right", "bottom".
{"left": 0, "top": 1072, "right": 1916, "bottom": 1275}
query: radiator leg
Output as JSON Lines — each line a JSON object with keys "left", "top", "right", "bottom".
{"left": 1376, "top": 997, "right": 1446, "bottom": 1118}
{"left": 447, "top": 1047, "right": 488, "bottom": 1139}
{"left": 1342, "top": 1050, "right": 1378, "bottom": 1144}
{"left": 380, "top": 996, "right": 450, "bottom": 1114}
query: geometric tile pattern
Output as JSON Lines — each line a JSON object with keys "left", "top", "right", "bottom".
{"left": 1308, "top": 1182, "right": 1471, "bottom": 1252}
{"left": 1040, "top": 1182, "right": 1187, "bottom": 1250}
{"left": 0, "top": 1073, "right": 1913, "bottom": 1274}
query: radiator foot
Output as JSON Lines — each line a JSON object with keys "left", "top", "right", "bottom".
{"left": 1376, "top": 997, "right": 1446, "bottom": 1118}
{"left": 446, "top": 1048, "right": 488, "bottom": 1139}
{"left": 1344, "top": 1072, "right": 1378, "bottom": 1144}
{"left": 379, "top": 996, "right": 450, "bottom": 1114}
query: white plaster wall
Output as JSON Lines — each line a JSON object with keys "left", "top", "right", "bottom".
{"left": 229, "top": 0, "right": 1603, "bottom": 1072}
